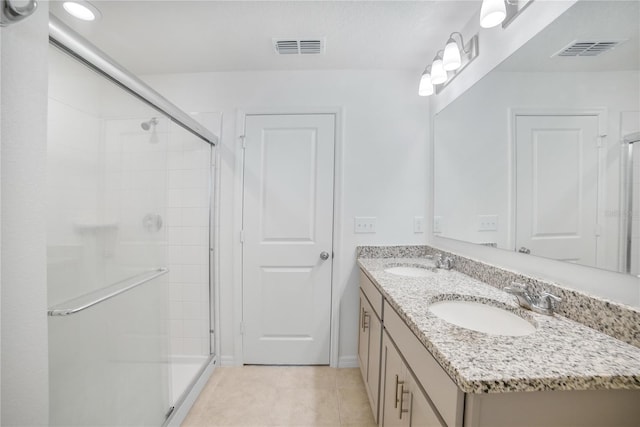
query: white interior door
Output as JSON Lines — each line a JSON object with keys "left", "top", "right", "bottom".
{"left": 516, "top": 115, "right": 600, "bottom": 265}
{"left": 242, "top": 113, "right": 335, "bottom": 365}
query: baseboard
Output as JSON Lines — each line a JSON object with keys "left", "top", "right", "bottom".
{"left": 171, "top": 355, "right": 210, "bottom": 364}
{"left": 220, "top": 355, "right": 237, "bottom": 366}
{"left": 220, "top": 354, "right": 356, "bottom": 367}
{"left": 337, "top": 355, "right": 359, "bottom": 368}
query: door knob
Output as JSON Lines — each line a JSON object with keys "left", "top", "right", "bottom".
{"left": 320, "top": 251, "right": 330, "bottom": 260}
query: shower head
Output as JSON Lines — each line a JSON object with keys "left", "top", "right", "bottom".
{"left": 140, "top": 117, "right": 158, "bottom": 131}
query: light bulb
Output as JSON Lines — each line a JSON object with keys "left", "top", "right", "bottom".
{"left": 480, "top": 0, "right": 506, "bottom": 28}
{"left": 63, "top": 1, "right": 101, "bottom": 21}
{"left": 418, "top": 71, "right": 434, "bottom": 97}
{"left": 443, "top": 38, "right": 462, "bottom": 71}
{"left": 431, "top": 58, "right": 447, "bottom": 85}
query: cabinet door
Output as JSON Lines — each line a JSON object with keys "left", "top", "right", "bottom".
{"left": 358, "top": 292, "right": 371, "bottom": 381}
{"left": 367, "top": 309, "right": 382, "bottom": 418}
{"left": 360, "top": 291, "right": 382, "bottom": 423}
{"left": 407, "top": 371, "right": 445, "bottom": 427}
{"left": 381, "top": 332, "right": 410, "bottom": 427}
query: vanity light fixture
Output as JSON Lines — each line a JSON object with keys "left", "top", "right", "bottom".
{"left": 63, "top": 0, "right": 101, "bottom": 21}
{"left": 417, "top": 33, "right": 478, "bottom": 96}
{"left": 430, "top": 51, "right": 447, "bottom": 85}
{"left": 418, "top": 66, "right": 434, "bottom": 97}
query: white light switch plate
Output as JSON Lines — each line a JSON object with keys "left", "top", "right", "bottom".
{"left": 354, "top": 217, "right": 376, "bottom": 233}
{"left": 414, "top": 216, "right": 425, "bottom": 233}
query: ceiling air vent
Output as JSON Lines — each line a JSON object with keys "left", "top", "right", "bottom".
{"left": 553, "top": 40, "right": 627, "bottom": 57}
{"left": 273, "top": 38, "right": 325, "bottom": 55}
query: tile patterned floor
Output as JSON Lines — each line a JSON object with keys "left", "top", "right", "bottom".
{"left": 181, "top": 366, "right": 377, "bottom": 427}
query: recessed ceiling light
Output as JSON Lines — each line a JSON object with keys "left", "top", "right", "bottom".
{"left": 63, "top": 1, "right": 101, "bottom": 21}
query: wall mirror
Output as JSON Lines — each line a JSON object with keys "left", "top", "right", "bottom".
{"left": 434, "top": 0, "right": 640, "bottom": 276}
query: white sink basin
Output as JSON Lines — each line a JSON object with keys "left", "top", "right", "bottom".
{"left": 384, "top": 266, "right": 434, "bottom": 277}
{"left": 429, "top": 300, "right": 536, "bottom": 336}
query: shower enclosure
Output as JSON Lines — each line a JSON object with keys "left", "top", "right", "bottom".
{"left": 46, "top": 16, "right": 218, "bottom": 426}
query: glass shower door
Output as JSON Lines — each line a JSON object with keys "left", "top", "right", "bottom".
{"left": 47, "top": 45, "right": 172, "bottom": 426}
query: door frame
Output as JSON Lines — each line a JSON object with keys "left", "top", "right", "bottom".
{"left": 508, "top": 108, "right": 607, "bottom": 264}
{"left": 232, "top": 107, "right": 344, "bottom": 366}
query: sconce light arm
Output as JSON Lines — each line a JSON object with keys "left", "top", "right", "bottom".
{"left": 448, "top": 32, "right": 474, "bottom": 54}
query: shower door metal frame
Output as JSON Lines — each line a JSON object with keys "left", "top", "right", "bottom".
{"left": 623, "top": 132, "right": 639, "bottom": 274}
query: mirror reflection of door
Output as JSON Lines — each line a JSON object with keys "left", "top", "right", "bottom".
{"left": 515, "top": 114, "right": 600, "bottom": 266}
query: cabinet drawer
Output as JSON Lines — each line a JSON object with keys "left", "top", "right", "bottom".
{"left": 360, "top": 270, "right": 383, "bottom": 318}
{"left": 384, "top": 301, "right": 464, "bottom": 427}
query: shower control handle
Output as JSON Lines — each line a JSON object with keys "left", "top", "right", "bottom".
{"left": 320, "top": 251, "right": 330, "bottom": 260}
{"left": 142, "top": 213, "right": 163, "bottom": 232}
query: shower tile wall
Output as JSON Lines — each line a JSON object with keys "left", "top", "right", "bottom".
{"left": 103, "top": 118, "right": 168, "bottom": 282}
{"left": 166, "top": 126, "right": 211, "bottom": 359}
{"left": 101, "top": 115, "right": 212, "bottom": 362}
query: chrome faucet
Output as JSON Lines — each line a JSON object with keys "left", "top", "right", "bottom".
{"left": 435, "top": 253, "right": 454, "bottom": 270}
{"left": 503, "top": 282, "right": 561, "bottom": 316}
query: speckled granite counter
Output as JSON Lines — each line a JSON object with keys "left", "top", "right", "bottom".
{"left": 358, "top": 256, "right": 640, "bottom": 394}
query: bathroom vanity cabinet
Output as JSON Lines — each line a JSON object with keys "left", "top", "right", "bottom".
{"left": 357, "top": 268, "right": 640, "bottom": 427}
{"left": 359, "top": 272, "right": 462, "bottom": 427}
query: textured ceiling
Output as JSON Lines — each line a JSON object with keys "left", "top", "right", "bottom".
{"left": 49, "top": 0, "right": 480, "bottom": 75}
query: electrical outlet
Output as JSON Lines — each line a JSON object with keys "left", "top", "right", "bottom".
{"left": 433, "top": 216, "right": 443, "bottom": 233}
{"left": 478, "top": 215, "right": 498, "bottom": 231}
{"left": 354, "top": 217, "right": 377, "bottom": 233}
{"left": 414, "top": 216, "right": 425, "bottom": 233}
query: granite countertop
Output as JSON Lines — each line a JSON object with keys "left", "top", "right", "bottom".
{"left": 358, "top": 257, "right": 640, "bottom": 394}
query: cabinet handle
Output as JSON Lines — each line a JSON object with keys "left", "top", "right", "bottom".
{"left": 363, "top": 312, "right": 370, "bottom": 331}
{"left": 394, "top": 374, "right": 405, "bottom": 409}
{"left": 361, "top": 308, "right": 370, "bottom": 332}
{"left": 398, "top": 384, "right": 410, "bottom": 419}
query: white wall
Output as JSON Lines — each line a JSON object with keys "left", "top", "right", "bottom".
{"left": 428, "top": 1, "right": 640, "bottom": 307}
{"left": 142, "top": 70, "right": 430, "bottom": 365}
{"left": 0, "top": 3, "right": 50, "bottom": 425}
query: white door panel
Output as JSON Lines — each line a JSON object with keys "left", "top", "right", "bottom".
{"left": 243, "top": 114, "right": 335, "bottom": 365}
{"left": 516, "top": 115, "right": 599, "bottom": 265}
